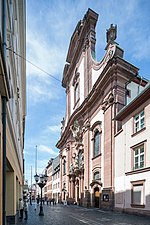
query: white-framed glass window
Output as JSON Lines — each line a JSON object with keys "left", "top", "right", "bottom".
{"left": 134, "top": 144, "right": 144, "bottom": 170}
{"left": 134, "top": 110, "right": 145, "bottom": 133}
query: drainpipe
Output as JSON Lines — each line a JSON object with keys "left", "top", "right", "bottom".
{"left": 2, "top": 0, "right": 7, "bottom": 59}
{"left": 2, "top": 97, "right": 7, "bottom": 225}
{"left": 2, "top": 1, "right": 7, "bottom": 225}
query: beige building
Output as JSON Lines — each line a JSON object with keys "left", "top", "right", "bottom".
{"left": 115, "top": 83, "right": 150, "bottom": 216}
{"left": 0, "top": 1, "right": 26, "bottom": 224}
{"left": 56, "top": 8, "right": 148, "bottom": 210}
{"left": 52, "top": 155, "right": 60, "bottom": 203}
{"left": 44, "top": 159, "right": 53, "bottom": 200}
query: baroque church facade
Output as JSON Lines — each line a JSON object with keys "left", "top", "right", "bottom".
{"left": 56, "top": 8, "right": 149, "bottom": 212}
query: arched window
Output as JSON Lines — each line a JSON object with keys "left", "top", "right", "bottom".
{"left": 93, "top": 171, "right": 100, "bottom": 181}
{"left": 63, "top": 159, "right": 66, "bottom": 175}
{"left": 93, "top": 131, "right": 100, "bottom": 157}
{"left": 75, "top": 82, "right": 79, "bottom": 103}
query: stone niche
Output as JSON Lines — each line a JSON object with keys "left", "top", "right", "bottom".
{"left": 81, "top": 190, "right": 91, "bottom": 207}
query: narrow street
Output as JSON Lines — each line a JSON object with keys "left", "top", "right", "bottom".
{"left": 16, "top": 203, "right": 150, "bottom": 225}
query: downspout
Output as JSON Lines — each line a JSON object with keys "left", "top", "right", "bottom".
{"left": 2, "top": 0, "right": 7, "bottom": 59}
{"left": 2, "top": 97, "right": 6, "bottom": 225}
{"left": 2, "top": 1, "right": 7, "bottom": 225}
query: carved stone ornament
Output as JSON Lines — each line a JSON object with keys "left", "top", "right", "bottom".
{"left": 108, "top": 93, "right": 114, "bottom": 103}
{"left": 101, "top": 93, "right": 114, "bottom": 111}
{"left": 70, "top": 120, "right": 82, "bottom": 142}
{"left": 69, "top": 163, "right": 74, "bottom": 174}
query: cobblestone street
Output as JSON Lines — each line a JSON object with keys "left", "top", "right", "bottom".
{"left": 16, "top": 203, "right": 150, "bottom": 225}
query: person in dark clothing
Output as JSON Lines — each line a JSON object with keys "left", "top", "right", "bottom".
{"left": 19, "top": 198, "right": 24, "bottom": 219}
{"left": 23, "top": 199, "right": 28, "bottom": 220}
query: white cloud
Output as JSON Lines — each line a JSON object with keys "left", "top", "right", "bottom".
{"left": 38, "top": 144, "right": 58, "bottom": 156}
{"left": 26, "top": 26, "right": 66, "bottom": 104}
{"left": 26, "top": 29, "right": 65, "bottom": 78}
{"left": 27, "top": 79, "right": 53, "bottom": 104}
{"left": 48, "top": 125, "right": 61, "bottom": 133}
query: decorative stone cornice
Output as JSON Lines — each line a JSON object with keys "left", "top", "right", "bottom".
{"left": 101, "top": 93, "right": 114, "bottom": 111}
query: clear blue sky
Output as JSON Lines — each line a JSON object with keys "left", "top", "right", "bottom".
{"left": 25, "top": 0, "right": 150, "bottom": 185}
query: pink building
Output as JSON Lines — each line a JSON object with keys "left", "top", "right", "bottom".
{"left": 56, "top": 8, "right": 148, "bottom": 210}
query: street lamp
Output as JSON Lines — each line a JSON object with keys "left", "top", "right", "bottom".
{"left": 34, "top": 173, "right": 48, "bottom": 216}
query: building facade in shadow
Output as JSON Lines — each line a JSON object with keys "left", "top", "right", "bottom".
{"left": 0, "top": 0, "right": 26, "bottom": 224}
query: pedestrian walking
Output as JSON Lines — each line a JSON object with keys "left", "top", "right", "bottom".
{"left": 19, "top": 198, "right": 24, "bottom": 220}
{"left": 37, "top": 195, "right": 40, "bottom": 205}
{"left": 23, "top": 199, "right": 28, "bottom": 220}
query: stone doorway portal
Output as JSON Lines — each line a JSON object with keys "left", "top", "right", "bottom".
{"left": 94, "top": 187, "right": 100, "bottom": 208}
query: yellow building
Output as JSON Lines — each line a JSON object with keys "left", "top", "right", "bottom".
{"left": 0, "top": 1, "right": 26, "bottom": 224}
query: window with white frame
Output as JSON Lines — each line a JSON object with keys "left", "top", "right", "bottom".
{"left": 134, "top": 110, "right": 145, "bottom": 133}
{"left": 134, "top": 144, "right": 144, "bottom": 170}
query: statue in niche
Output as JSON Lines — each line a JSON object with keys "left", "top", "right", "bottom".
{"left": 79, "top": 152, "right": 84, "bottom": 169}
{"left": 75, "top": 154, "right": 79, "bottom": 168}
{"left": 69, "top": 163, "right": 74, "bottom": 174}
{"left": 70, "top": 120, "right": 82, "bottom": 142}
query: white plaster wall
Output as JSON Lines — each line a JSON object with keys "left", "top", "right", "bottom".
{"left": 90, "top": 110, "right": 104, "bottom": 127}
{"left": 79, "top": 57, "right": 85, "bottom": 104}
{"left": 70, "top": 85, "right": 74, "bottom": 115}
{"left": 92, "top": 44, "right": 116, "bottom": 87}
{"left": 115, "top": 130, "right": 125, "bottom": 208}
{"left": 125, "top": 172, "right": 150, "bottom": 210}
{"left": 123, "top": 103, "right": 150, "bottom": 173}
{"left": 115, "top": 100, "right": 150, "bottom": 211}
{"left": 92, "top": 67, "right": 103, "bottom": 86}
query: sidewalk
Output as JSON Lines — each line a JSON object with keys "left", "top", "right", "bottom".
{"left": 16, "top": 203, "right": 61, "bottom": 225}
{"left": 16, "top": 203, "right": 150, "bottom": 225}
